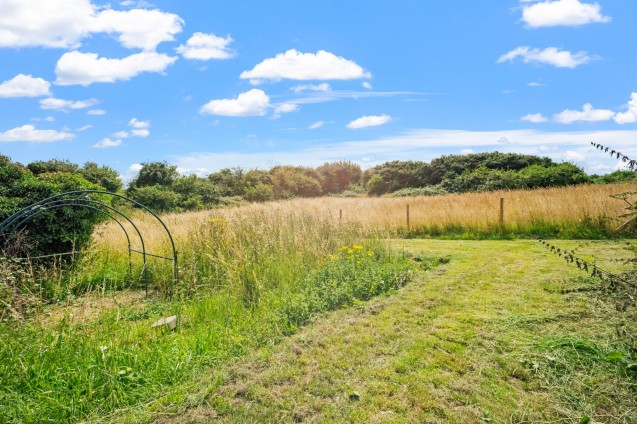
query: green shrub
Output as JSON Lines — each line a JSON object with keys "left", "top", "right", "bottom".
{"left": 390, "top": 186, "right": 448, "bottom": 197}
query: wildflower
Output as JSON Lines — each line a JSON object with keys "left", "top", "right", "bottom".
{"left": 347, "top": 249, "right": 354, "bottom": 254}
{"left": 353, "top": 245, "right": 364, "bottom": 250}
{"left": 367, "top": 251, "right": 373, "bottom": 257}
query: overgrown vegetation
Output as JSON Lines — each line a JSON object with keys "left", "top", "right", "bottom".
{"left": 0, "top": 206, "right": 421, "bottom": 423}
{"left": 0, "top": 156, "right": 116, "bottom": 257}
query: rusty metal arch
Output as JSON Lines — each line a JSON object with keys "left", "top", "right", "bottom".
{"left": 0, "top": 190, "right": 178, "bottom": 294}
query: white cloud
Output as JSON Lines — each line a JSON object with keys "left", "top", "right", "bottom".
{"left": 460, "top": 149, "right": 475, "bottom": 155}
{"left": 174, "top": 128, "right": 637, "bottom": 174}
{"left": 0, "top": 74, "right": 51, "bottom": 98}
{"left": 131, "top": 129, "right": 150, "bottom": 137}
{"left": 127, "top": 118, "right": 150, "bottom": 137}
{"left": 200, "top": 89, "right": 270, "bottom": 117}
{"left": 77, "top": 124, "right": 92, "bottom": 131}
{"left": 563, "top": 150, "right": 585, "bottom": 162}
{"left": 362, "top": 82, "right": 373, "bottom": 90}
{"left": 347, "top": 114, "right": 392, "bottom": 129}
{"left": 309, "top": 121, "right": 324, "bottom": 129}
{"left": 44, "top": 116, "right": 55, "bottom": 122}
{"left": 176, "top": 32, "right": 234, "bottom": 60}
{"left": 91, "top": 9, "right": 183, "bottom": 51}
{"left": 87, "top": 109, "right": 106, "bottom": 115}
{"left": 292, "top": 83, "right": 331, "bottom": 93}
{"left": 554, "top": 103, "right": 615, "bottom": 124}
{"left": 498, "top": 46, "right": 593, "bottom": 68}
{"left": 40, "top": 97, "right": 98, "bottom": 111}
{"left": 522, "top": 0, "right": 610, "bottom": 28}
{"left": 93, "top": 137, "right": 122, "bottom": 148}
{"left": 274, "top": 103, "right": 298, "bottom": 114}
{"left": 0, "top": 1, "right": 183, "bottom": 50}
{"left": 114, "top": 130, "right": 130, "bottom": 138}
{"left": 521, "top": 113, "right": 548, "bottom": 123}
{"left": 240, "top": 49, "right": 371, "bottom": 84}
{"left": 0, "top": 0, "right": 95, "bottom": 48}
{"left": 128, "top": 163, "right": 143, "bottom": 172}
{"left": 528, "top": 82, "right": 545, "bottom": 87}
{"left": 614, "top": 92, "right": 637, "bottom": 124}
{"left": 0, "top": 124, "right": 75, "bottom": 142}
{"left": 129, "top": 118, "right": 150, "bottom": 129}
{"left": 55, "top": 51, "right": 177, "bottom": 86}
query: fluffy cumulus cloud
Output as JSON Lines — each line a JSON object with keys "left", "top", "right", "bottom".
{"left": 346, "top": 114, "right": 392, "bottom": 129}
{"left": 240, "top": 50, "right": 371, "bottom": 84}
{"left": 0, "top": 0, "right": 95, "bottom": 48}
{"left": 200, "top": 89, "right": 271, "bottom": 117}
{"left": 40, "top": 97, "right": 98, "bottom": 111}
{"left": 553, "top": 103, "right": 615, "bottom": 124}
{"left": 176, "top": 32, "right": 234, "bottom": 60}
{"left": 521, "top": 113, "right": 548, "bottom": 123}
{"left": 90, "top": 9, "right": 183, "bottom": 51}
{"left": 614, "top": 92, "right": 637, "bottom": 124}
{"left": 0, "top": 74, "right": 51, "bottom": 98}
{"left": 128, "top": 118, "right": 150, "bottom": 137}
{"left": 0, "top": 124, "right": 75, "bottom": 142}
{"left": 522, "top": 0, "right": 611, "bottom": 28}
{"left": 0, "top": 0, "right": 183, "bottom": 50}
{"left": 93, "top": 137, "right": 121, "bottom": 148}
{"left": 498, "top": 46, "right": 593, "bottom": 68}
{"left": 55, "top": 51, "right": 177, "bottom": 86}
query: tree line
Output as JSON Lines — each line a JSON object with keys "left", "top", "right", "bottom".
{"left": 1, "top": 152, "right": 635, "bottom": 256}
{"left": 3, "top": 152, "right": 637, "bottom": 215}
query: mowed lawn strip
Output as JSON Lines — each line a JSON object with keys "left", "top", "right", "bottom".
{"left": 115, "top": 240, "right": 635, "bottom": 423}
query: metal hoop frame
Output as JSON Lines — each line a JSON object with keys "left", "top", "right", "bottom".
{"left": 0, "top": 190, "right": 178, "bottom": 294}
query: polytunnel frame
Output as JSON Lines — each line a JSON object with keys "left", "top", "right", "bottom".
{"left": 0, "top": 190, "right": 178, "bottom": 295}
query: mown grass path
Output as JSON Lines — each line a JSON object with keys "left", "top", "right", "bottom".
{"left": 119, "top": 240, "right": 635, "bottom": 423}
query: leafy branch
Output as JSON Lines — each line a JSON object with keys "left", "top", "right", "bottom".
{"left": 590, "top": 142, "right": 637, "bottom": 171}
{"left": 536, "top": 238, "right": 629, "bottom": 291}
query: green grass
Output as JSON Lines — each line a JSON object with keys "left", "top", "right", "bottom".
{"left": 0, "top": 232, "right": 418, "bottom": 423}
{"left": 135, "top": 240, "right": 636, "bottom": 424}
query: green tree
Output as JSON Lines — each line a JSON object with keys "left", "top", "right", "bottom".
{"left": 80, "top": 162, "right": 123, "bottom": 193}
{"left": 26, "top": 159, "right": 79, "bottom": 175}
{"left": 130, "top": 161, "right": 179, "bottom": 188}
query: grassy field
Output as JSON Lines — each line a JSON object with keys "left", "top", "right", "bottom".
{"left": 1, "top": 184, "right": 636, "bottom": 422}
{"left": 118, "top": 240, "right": 637, "bottom": 423}
{"left": 93, "top": 183, "right": 637, "bottom": 250}
{"left": 0, "top": 208, "right": 419, "bottom": 423}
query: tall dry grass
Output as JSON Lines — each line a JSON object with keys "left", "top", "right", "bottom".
{"left": 94, "top": 183, "right": 637, "bottom": 250}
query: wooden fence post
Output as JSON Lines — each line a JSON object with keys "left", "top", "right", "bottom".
{"left": 499, "top": 197, "right": 504, "bottom": 233}
{"left": 406, "top": 204, "right": 410, "bottom": 232}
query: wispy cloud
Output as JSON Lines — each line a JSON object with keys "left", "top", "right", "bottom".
{"left": 173, "top": 128, "right": 637, "bottom": 174}
{"left": 498, "top": 46, "right": 594, "bottom": 68}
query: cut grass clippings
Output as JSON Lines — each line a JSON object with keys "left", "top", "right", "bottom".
{"left": 136, "top": 240, "right": 636, "bottom": 424}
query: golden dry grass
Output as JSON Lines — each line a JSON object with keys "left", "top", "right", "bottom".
{"left": 94, "top": 183, "right": 637, "bottom": 251}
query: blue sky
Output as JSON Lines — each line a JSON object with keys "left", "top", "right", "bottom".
{"left": 1, "top": 0, "right": 636, "bottom": 180}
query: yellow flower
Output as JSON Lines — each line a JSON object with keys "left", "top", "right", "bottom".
{"left": 347, "top": 249, "right": 354, "bottom": 254}
{"left": 367, "top": 251, "right": 373, "bottom": 256}
{"left": 353, "top": 245, "right": 364, "bottom": 250}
